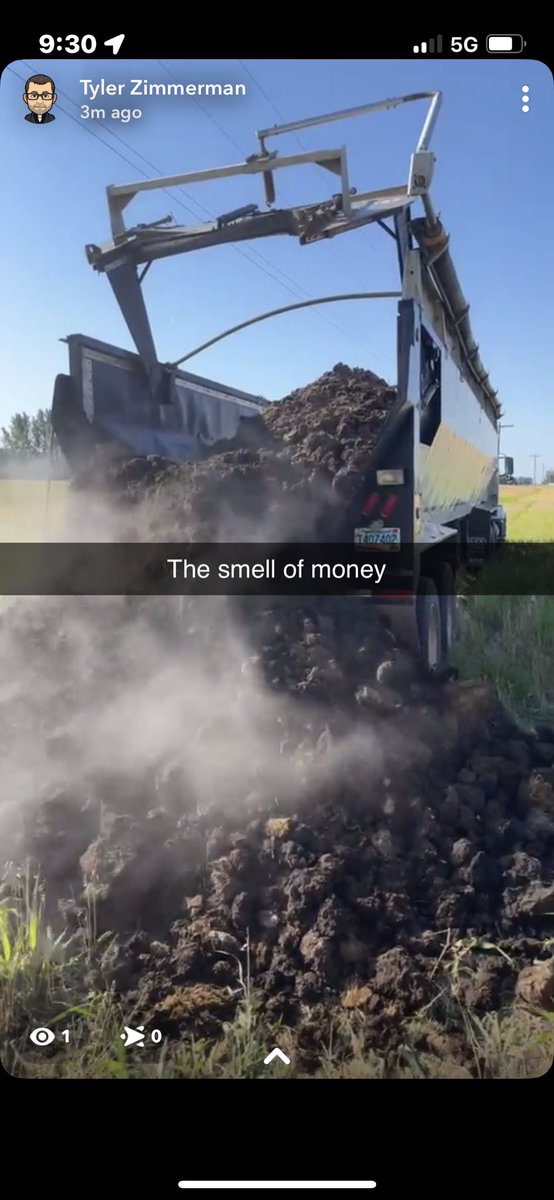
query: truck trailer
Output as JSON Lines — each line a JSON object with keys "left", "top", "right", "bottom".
{"left": 52, "top": 91, "right": 507, "bottom": 671}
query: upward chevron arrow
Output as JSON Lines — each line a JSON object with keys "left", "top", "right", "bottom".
{"left": 263, "top": 1047, "right": 291, "bottom": 1065}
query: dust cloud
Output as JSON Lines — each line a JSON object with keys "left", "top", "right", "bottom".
{"left": 0, "top": 364, "right": 409, "bottom": 859}
{"left": 0, "top": 583, "right": 399, "bottom": 865}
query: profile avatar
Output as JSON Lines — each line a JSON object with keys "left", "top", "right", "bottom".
{"left": 23, "top": 74, "right": 57, "bottom": 123}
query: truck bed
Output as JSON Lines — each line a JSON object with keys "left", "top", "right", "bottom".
{"left": 53, "top": 334, "right": 267, "bottom": 472}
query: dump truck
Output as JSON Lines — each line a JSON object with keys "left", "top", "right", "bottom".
{"left": 52, "top": 91, "right": 507, "bottom": 671}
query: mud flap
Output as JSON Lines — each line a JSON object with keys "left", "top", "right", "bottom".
{"left": 51, "top": 373, "right": 98, "bottom": 473}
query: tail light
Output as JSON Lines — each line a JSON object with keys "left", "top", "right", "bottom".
{"left": 362, "top": 492, "right": 379, "bottom": 516}
{"left": 381, "top": 494, "right": 399, "bottom": 519}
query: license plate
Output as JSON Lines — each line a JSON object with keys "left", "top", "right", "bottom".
{"left": 354, "top": 527, "right": 401, "bottom": 548}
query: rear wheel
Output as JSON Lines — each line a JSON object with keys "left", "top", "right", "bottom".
{"left": 488, "top": 519, "right": 499, "bottom": 546}
{"left": 434, "top": 563, "right": 457, "bottom": 656}
{"left": 416, "top": 577, "right": 443, "bottom": 674}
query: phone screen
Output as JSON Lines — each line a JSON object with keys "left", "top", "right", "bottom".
{"left": 0, "top": 48, "right": 553, "bottom": 1093}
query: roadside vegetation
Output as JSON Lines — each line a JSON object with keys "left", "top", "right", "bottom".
{"left": 453, "top": 485, "right": 554, "bottom": 727}
{"left": 454, "top": 594, "right": 554, "bottom": 727}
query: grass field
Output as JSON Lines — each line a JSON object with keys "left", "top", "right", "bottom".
{"left": 453, "top": 486, "right": 554, "bottom": 724}
{"left": 500, "top": 484, "right": 554, "bottom": 540}
{"left": 0, "top": 480, "right": 69, "bottom": 542}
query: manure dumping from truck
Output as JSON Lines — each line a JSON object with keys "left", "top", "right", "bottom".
{"left": 68, "top": 362, "right": 399, "bottom": 543}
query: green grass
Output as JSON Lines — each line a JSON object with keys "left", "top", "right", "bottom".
{"left": 453, "top": 594, "right": 554, "bottom": 725}
{"left": 452, "top": 486, "right": 554, "bottom": 725}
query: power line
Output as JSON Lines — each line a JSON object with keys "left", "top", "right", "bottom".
{"left": 236, "top": 58, "right": 395, "bottom": 283}
{"left": 11, "top": 63, "right": 321, "bottom": 301}
{"left": 14, "top": 64, "right": 204, "bottom": 221}
{"left": 237, "top": 60, "right": 283, "bottom": 116}
{"left": 154, "top": 60, "right": 389, "bottom": 355}
{"left": 237, "top": 57, "right": 378, "bottom": 286}
{"left": 11, "top": 62, "right": 389, "bottom": 360}
{"left": 154, "top": 61, "right": 326, "bottom": 298}
{"left": 156, "top": 59, "right": 245, "bottom": 158}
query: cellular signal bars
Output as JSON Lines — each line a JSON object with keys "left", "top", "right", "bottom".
{"left": 413, "top": 36, "right": 443, "bottom": 54}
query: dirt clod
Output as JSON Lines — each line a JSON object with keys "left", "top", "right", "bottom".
{"left": 515, "top": 959, "right": 554, "bottom": 1010}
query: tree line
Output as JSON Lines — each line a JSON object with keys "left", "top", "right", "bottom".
{"left": 1, "top": 409, "right": 53, "bottom": 457}
{"left": 1, "top": 408, "right": 553, "bottom": 483}
{"left": 0, "top": 409, "right": 69, "bottom": 479}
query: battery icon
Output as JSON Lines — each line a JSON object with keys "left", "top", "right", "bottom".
{"left": 486, "top": 35, "right": 524, "bottom": 53}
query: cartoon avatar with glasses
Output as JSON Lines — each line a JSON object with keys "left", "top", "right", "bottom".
{"left": 23, "top": 75, "right": 57, "bottom": 123}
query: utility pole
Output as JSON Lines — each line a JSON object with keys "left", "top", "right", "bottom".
{"left": 530, "top": 454, "right": 542, "bottom": 485}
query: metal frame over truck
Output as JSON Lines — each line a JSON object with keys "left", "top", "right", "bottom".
{"left": 52, "top": 91, "right": 507, "bottom": 671}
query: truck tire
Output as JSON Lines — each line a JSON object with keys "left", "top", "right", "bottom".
{"left": 416, "top": 577, "right": 443, "bottom": 674}
{"left": 488, "top": 519, "right": 499, "bottom": 546}
{"left": 434, "top": 563, "right": 457, "bottom": 655}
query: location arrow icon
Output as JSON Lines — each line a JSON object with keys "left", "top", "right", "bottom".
{"left": 263, "top": 1047, "right": 291, "bottom": 1065}
{"left": 104, "top": 34, "right": 126, "bottom": 55}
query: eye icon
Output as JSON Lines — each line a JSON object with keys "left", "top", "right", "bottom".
{"left": 29, "top": 1027, "right": 55, "bottom": 1046}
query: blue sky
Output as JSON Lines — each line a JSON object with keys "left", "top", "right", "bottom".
{"left": 0, "top": 57, "right": 552, "bottom": 476}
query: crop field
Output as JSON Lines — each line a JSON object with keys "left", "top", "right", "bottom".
{"left": 0, "top": 480, "right": 69, "bottom": 542}
{"left": 452, "top": 486, "right": 554, "bottom": 725}
{"left": 499, "top": 484, "right": 554, "bottom": 541}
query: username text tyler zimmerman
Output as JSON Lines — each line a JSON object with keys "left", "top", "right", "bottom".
{"left": 80, "top": 78, "right": 247, "bottom": 100}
